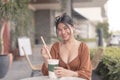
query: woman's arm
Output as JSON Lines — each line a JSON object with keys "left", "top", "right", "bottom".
{"left": 76, "top": 43, "right": 92, "bottom": 80}
{"left": 41, "top": 46, "right": 49, "bottom": 75}
{"left": 41, "top": 42, "right": 59, "bottom": 75}
{"left": 54, "top": 66, "right": 78, "bottom": 77}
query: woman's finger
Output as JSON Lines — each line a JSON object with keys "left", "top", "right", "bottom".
{"left": 54, "top": 66, "right": 64, "bottom": 70}
{"left": 41, "top": 47, "right": 49, "bottom": 59}
{"left": 54, "top": 69, "right": 62, "bottom": 78}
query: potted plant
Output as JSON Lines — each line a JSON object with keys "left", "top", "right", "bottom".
{"left": 0, "top": 0, "right": 32, "bottom": 78}
{"left": 0, "top": 0, "right": 13, "bottom": 78}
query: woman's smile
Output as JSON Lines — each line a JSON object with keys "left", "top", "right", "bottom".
{"left": 57, "top": 23, "right": 72, "bottom": 40}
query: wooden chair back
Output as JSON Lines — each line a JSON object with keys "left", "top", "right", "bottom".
{"left": 22, "top": 47, "right": 34, "bottom": 69}
{"left": 91, "top": 48, "right": 104, "bottom": 70}
{"left": 22, "top": 47, "right": 42, "bottom": 77}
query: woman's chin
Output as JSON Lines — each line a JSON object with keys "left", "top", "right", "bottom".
{"left": 61, "top": 36, "right": 70, "bottom": 41}
{"left": 63, "top": 38, "right": 69, "bottom": 41}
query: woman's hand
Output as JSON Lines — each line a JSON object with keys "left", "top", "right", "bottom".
{"left": 41, "top": 46, "right": 50, "bottom": 59}
{"left": 54, "top": 67, "right": 78, "bottom": 78}
{"left": 41, "top": 46, "right": 50, "bottom": 67}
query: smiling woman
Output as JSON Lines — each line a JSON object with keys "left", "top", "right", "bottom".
{"left": 41, "top": 13, "right": 92, "bottom": 80}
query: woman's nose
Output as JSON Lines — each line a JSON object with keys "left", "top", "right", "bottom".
{"left": 61, "top": 29, "right": 65, "bottom": 34}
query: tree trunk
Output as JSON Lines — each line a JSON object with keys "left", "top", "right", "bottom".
{"left": 1, "top": 20, "right": 10, "bottom": 54}
{"left": 61, "top": 0, "right": 72, "bottom": 17}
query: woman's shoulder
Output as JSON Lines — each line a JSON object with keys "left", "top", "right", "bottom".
{"left": 78, "top": 41, "right": 89, "bottom": 49}
{"left": 51, "top": 42, "right": 60, "bottom": 49}
{"left": 79, "top": 41, "right": 87, "bottom": 45}
{"left": 52, "top": 42, "right": 59, "bottom": 46}
{"left": 78, "top": 41, "right": 90, "bottom": 56}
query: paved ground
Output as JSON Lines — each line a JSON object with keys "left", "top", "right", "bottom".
{"left": 0, "top": 45, "right": 43, "bottom": 80}
{"left": 0, "top": 45, "right": 102, "bottom": 80}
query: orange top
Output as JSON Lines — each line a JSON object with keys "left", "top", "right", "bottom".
{"left": 42, "top": 42, "right": 92, "bottom": 80}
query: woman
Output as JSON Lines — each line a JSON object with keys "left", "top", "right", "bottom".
{"left": 41, "top": 13, "right": 92, "bottom": 80}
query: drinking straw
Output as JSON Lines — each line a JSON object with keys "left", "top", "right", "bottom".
{"left": 40, "top": 36, "right": 52, "bottom": 59}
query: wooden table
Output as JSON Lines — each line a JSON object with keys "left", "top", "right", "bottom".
{"left": 20, "top": 76, "right": 86, "bottom": 80}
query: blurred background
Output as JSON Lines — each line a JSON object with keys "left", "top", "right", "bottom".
{"left": 0, "top": 0, "right": 120, "bottom": 80}
{"left": 1, "top": 0, "right": 120, "bottom": 51}
{"left": 27, "top": 0, "right": 120, "bottom": 48}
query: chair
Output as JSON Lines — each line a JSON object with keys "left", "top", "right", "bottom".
{"left": 91, "top": 48, "right": 104, "bottom": 70}
{"left": 17, "top": 37, "right": 42, "bottom": 77}
{"left": 22, "top": 47, "right": 42, "bottom": 77}
{"left": 91, "top": 48, "right": 104, "bottom": 80}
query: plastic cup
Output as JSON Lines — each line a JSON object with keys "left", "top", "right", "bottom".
{"left": 48, "top": 59, "right": 59, "bottom": 79}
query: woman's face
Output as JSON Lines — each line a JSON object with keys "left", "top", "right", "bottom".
{"left": 57, "top": 23, "right": 74, "bottom": 41}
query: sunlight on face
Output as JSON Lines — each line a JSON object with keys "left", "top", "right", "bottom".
{"left": 57, "top": 23, "right": 74, "bottom": 40}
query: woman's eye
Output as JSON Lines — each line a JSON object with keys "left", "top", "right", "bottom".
{"left": 57, "top": 29, "right": 61, "bottom": 31}
{"left": 64, "top": 27, "right": 68, "bottom": 30}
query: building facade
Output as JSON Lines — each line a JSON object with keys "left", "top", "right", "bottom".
{"left": 29, "top": 0, "right": 107, "bottom": 44}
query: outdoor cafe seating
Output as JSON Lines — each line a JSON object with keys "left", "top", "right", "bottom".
{"left": 19, "top": 37, "right": 104, "bottom": 80}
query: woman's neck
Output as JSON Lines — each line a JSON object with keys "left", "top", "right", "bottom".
{"left": 63, "top": 37, "right": 76, "bottom": 45}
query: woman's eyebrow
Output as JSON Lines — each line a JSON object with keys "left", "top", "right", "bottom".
{"left": 63, "top": 25, "right": 67, "bottom": 28}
